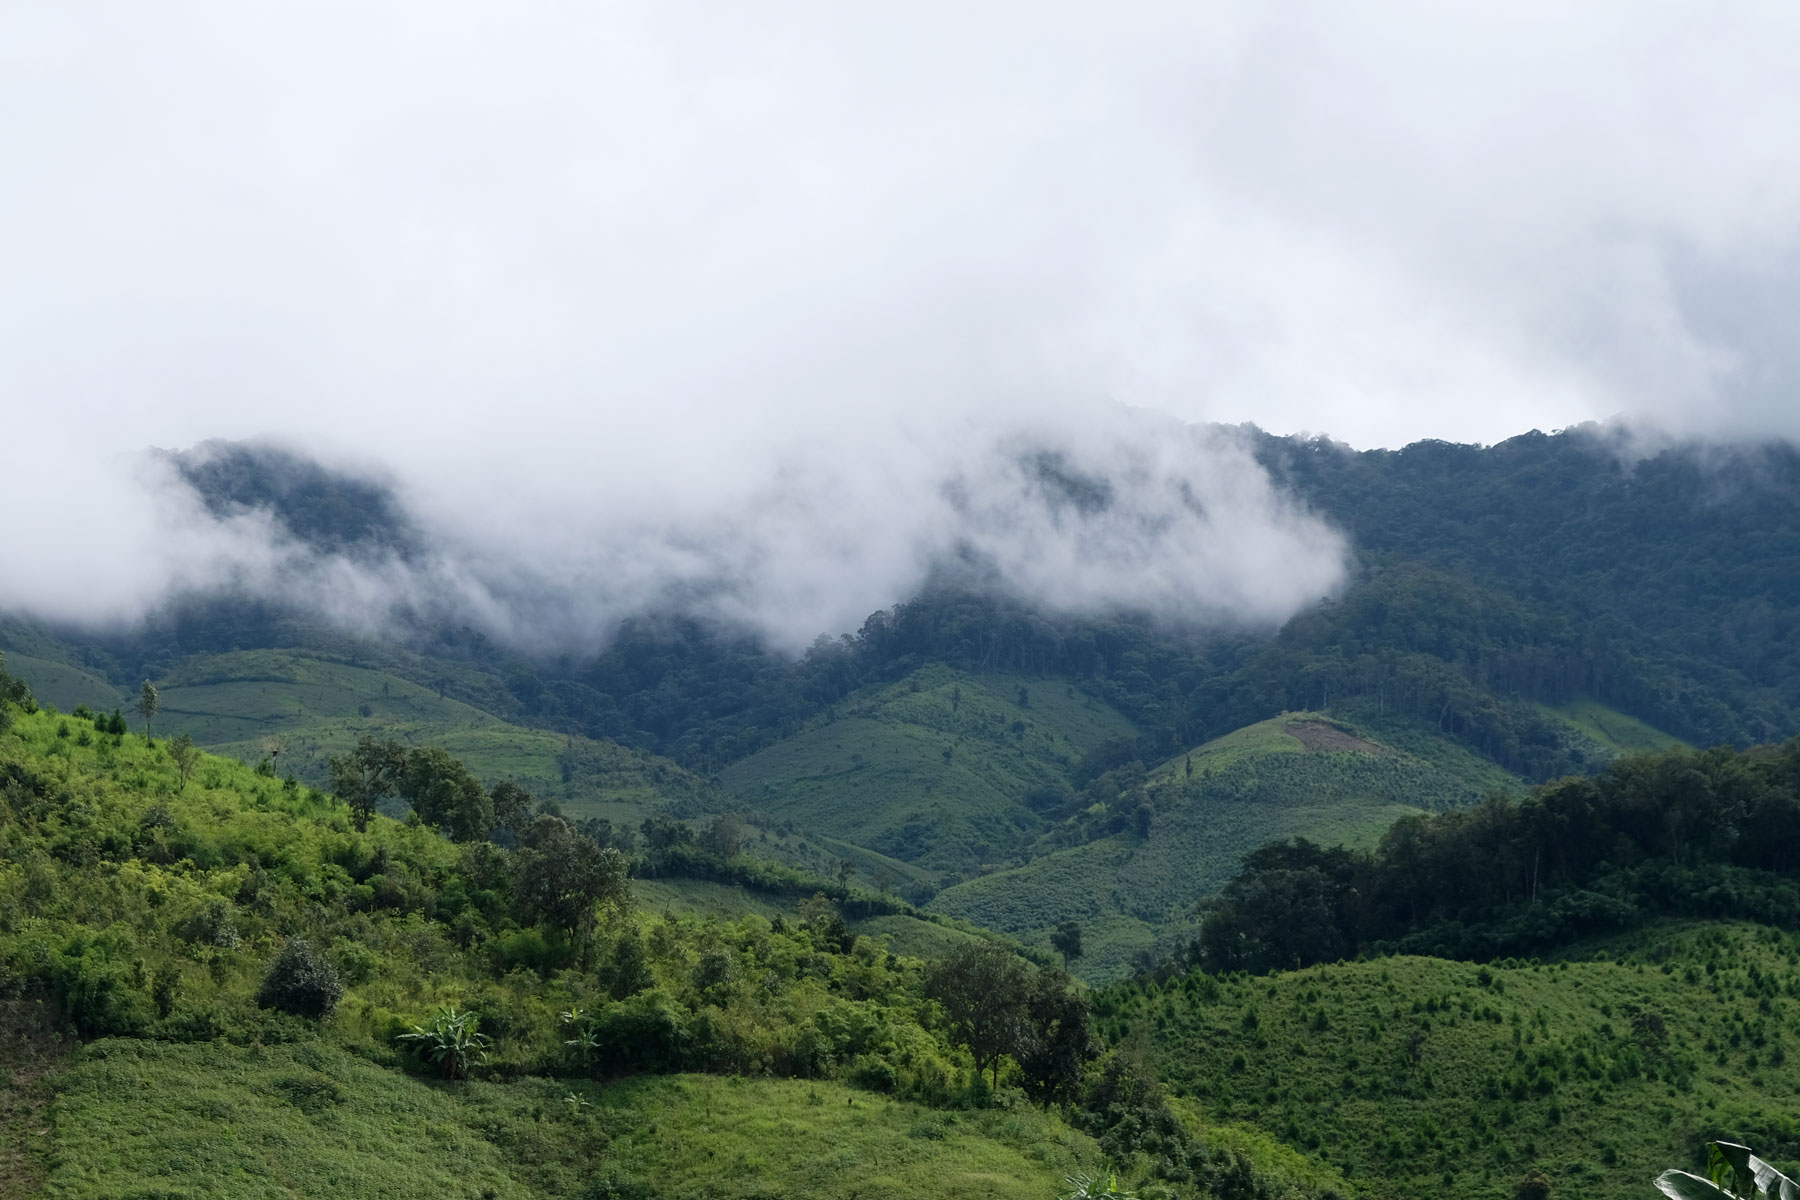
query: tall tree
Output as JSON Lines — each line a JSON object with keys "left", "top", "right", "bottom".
{"left": 514, "top": 815, "right": 631, "bottom": 944}
{"left": 924, "top": 942, "right": 1033, "bottom": 1089}
{"left": 135, "top": 680, "right": 160, "bottom": 739}
{"left": 327, "top": 736, "right": 406, "bottom": 833}
{"left": 398, "top": 747, "right": 492, "bottom": 842}
{"left": 168, "top": 734, "right": 200, "bottom": 790}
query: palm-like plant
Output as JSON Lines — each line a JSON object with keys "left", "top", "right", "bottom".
{"left": 1061, "top": 1171, "right": 1139, "bottom": 1200}
{"left": 397, "top": 1006, "right": 490, "bottom": 1080}
{"left": 1658, "top": 1142, "right": 1800, "bottom": 1200}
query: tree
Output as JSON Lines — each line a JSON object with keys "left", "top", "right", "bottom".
{"left": 489, "top": 780, "right": 534, "bottom": 833}
{"left": 135, "top": 680, "right": 159, "bottom": 739}
{"left": 515, "top": 816, "right": 631, "bottom": 943}
{"left": 168, "top": 733, "right": 200, "bottom": 790}
{"left": 398, "top": 746, "right": 492, "bottom": 842}
{"left": 256, "top": 938, "right": 343, "bottom": 1018}
{"left": 1051, "top": 920, "right": 1084, "bottom": 964}
{"left": 1015, "top": 967, "right": 1097, "bottom": 1107}
{"left": 924, "top": 942, "right": 1033, "bottom": 1089}
{"left": 327, "top": 736, "right": 406, "bottom": 833}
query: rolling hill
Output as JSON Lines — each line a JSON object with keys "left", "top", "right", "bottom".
{"left": 927, "top": 711, "right": 1519, "bottom": 979}
{"left": 719, "top": 664, "right": 1138, "bottom": 874}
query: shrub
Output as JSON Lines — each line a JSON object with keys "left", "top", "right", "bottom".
{"left": 256, "top": 938, "right": 343, "bottom": 1019}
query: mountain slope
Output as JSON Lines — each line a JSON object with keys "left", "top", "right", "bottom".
{"left": 928, "top": 712, "right": 1518, "bottom": 980}
{"left": 719, "top": 664, "right": 1137, "bottom": 874}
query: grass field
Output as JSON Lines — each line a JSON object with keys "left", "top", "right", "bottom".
{"left": 1, "top": 653, "right": 123, "bottom": 714}
{"left": 39, "top": 1041, "right": 1096, "bottom": 1200}
{"left": 933, "top": 713, "right": 1512, "bottom": 980}
{"left": 720, "top": 666, "right": 1138, "bottom": 874}
{"left": 1544, "top": 698, "right": 1687, "bottom": 757}
{"left": 1107, "top": 920, "right": 1800, "bottom": 1200}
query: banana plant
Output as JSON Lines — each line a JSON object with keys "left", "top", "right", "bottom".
{"left": 397, "top": 1006, "right": 490, "bottom": 1080}
{"left": 1657, "top": 1142, "right": 1800, "bottom": 1200}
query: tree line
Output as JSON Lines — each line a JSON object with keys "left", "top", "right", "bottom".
{"left": 1197, "top": 738, "right": 1800, "bottom": 973}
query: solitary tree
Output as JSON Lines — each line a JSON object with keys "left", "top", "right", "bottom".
{"left": 1051, "top": 920, "right": 1084, "bottom": 964}
{"left": 169, "top": 733, "right": 200, "bottom": 790}
{"left": 135, "top": 680, "right": 160, "bottom": 739}
{"left": 488, "top": 780, "right": 534, "bottom": 833}
{"left": 256, "top": 938, "right": 343, "bottom": 1019}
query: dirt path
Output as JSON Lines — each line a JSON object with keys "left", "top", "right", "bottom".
{"left": 1285, "top": 719, "right": 1386, "bottom": 755}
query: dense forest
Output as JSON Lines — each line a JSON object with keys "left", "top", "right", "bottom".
{"left": 1196, "top": 737, "right": 1800, "bottom": 973}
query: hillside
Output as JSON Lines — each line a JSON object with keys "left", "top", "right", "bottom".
{"left": 928, "top": 712, "right": 1514, "bottom": 980}
{"left": 719, "top": 664, "right": 1137, "bottom": 874}
{"left": 1103, "top": 921, "right": 1800, "bottom": 1200}
{"left": 0, "top": 699, "right": 1116, "bottom": 1199}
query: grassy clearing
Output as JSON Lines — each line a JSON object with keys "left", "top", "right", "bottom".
{"left": 1107, "top": 920, "right": 1800, "bottom": 1200}
{"left": 40, "top": 1039, "right": 1095, "bottom": 1200}
{"left": 1545, "top": 699, "right": 1687, "bottom": 756}
{"left": 720, "top": 666, "right": 1137, "bottom": 874}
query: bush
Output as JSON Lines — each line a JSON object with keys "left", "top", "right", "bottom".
{"left": 256, "top": 938, "right": 343, "bottom": 1019}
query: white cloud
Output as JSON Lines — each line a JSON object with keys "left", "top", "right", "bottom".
{"left": 3, "top": 2, "right": 1798, "bottom": 642}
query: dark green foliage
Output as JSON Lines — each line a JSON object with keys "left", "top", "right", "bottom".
{"left": 256, "top": 938, "right": 343, "bottom": 1019}
{"left": 1052, "top": 920, "right": 1084, "bottom": 963}
{"left": 328, "top": 735, "right": 406, "bottom": 832}
{"left": 925, "top": 943, "right": 1034, "bottom": 1088}
{"left": 489, "top": 779, "right": 533, "bottom": 832}
{"left": 513, "top": 816, "right": 631, "bottom": 940}
{"left": 1200, "top": 739, "right": 1800, "bottom": 972}
{"left": 398, "top": 745, "right": 492, "bottom": 841}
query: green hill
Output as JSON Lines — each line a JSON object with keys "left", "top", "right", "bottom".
{"left": 73, "top": 648, "right": 710, "bottom": 827}
{"left": 928, "top": 712, "right": 1518, "bottom": 980}
{"left": 1105, "top": 921, "right": 1800, "bottom": 1200}
{"left": 0, "top": 653, "right": 122, "bottom": 714}
{"left": 719, "top": 664, "right": 1138, "bottom": 874}
{"left": 0, "top": 700, "right": 1131, "bottom": 1200}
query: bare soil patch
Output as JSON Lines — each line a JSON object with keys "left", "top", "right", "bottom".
{"left": 1285, "top": 720, "right": 1386, "bottom": 755}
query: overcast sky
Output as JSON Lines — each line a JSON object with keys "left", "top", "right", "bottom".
{"left": 5, "top": 3, "right": 1800, "bottom": 643}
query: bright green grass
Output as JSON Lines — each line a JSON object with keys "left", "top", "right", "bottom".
{"left": 719, "top": 666, "right": 1137, "bottom": 874}
{"left": 2, "top": 653, "right": 123, "bottom": 714}
{"left": 43, "top": 1041, "right": 1095, "bottom": 1200}
{"left": 1545, "top": 699, "right": 1687, "bottom": 757}
{"left": 1110, "top": 920, "right": 1800, "bottom": 1200}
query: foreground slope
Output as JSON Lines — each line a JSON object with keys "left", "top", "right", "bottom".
{"left": 1107, "top": 922, "right": 1800, "bottom": 1200}
{"left": 0, "top": 701, "right": 1118, "bottom": 1200}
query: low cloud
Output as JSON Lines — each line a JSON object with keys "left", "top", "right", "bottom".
{"left": 4, "top": 4, "right": 1800, "bottom": 645}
